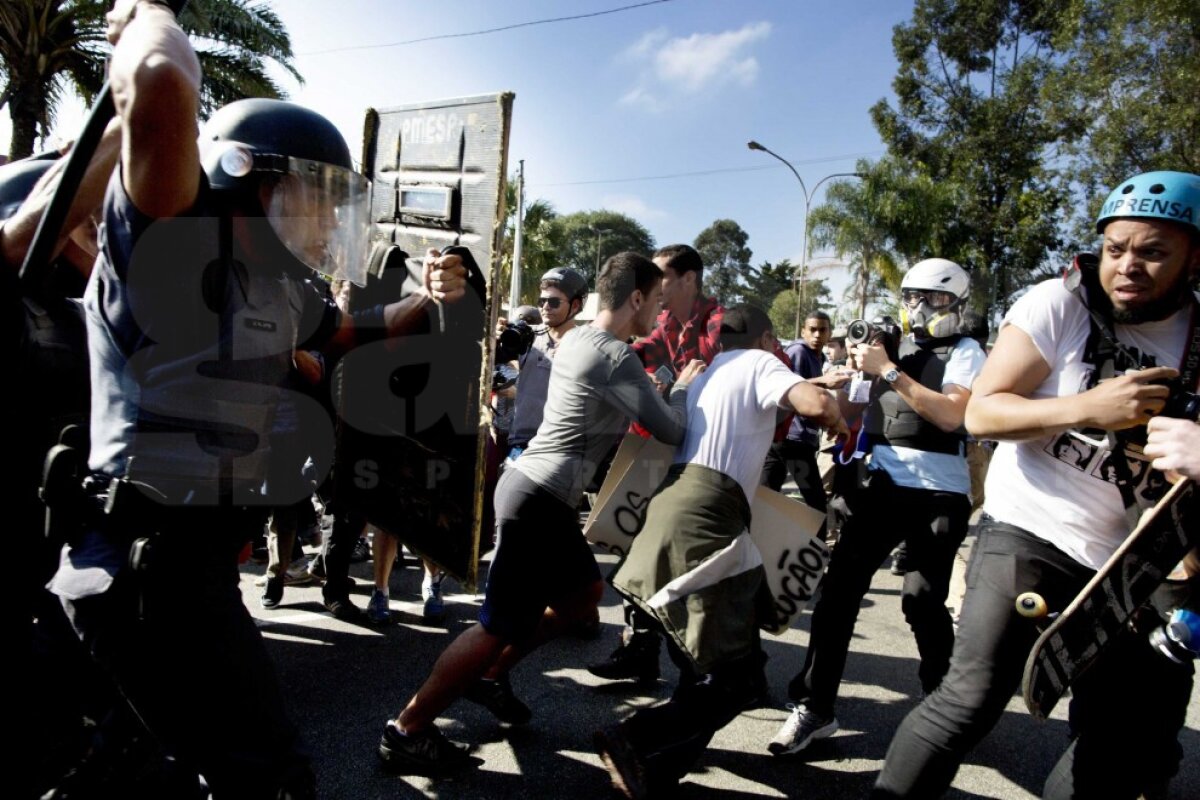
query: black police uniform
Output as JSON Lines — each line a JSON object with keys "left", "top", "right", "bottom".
{"left": 48, "top": 170, "right": 340, "bottom": 798}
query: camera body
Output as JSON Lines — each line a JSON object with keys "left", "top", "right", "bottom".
{"left": 1158, "top": 377, "right": 1200, "bottom": 422}
{"left": 496, "top": 320, "right": 536, "bottom": 364}
{"left": 492, "top": 320, "right": 537, "bottom": 393}
{"left": 846, "top": 315, "right": 902, "bottom": 360}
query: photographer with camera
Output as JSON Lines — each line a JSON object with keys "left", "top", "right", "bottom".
{"left": 504, "top": 267, "right": 589, "bottom": 462}
{"left": 768, "top": 258, "right": 986, "bottom": 756}
{"left": 872, "top": 171, "right": 1200, "bottom": 800}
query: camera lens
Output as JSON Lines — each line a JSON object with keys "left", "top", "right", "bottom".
{"left": 847, "top": 319, "right": 869, "bottom": 345}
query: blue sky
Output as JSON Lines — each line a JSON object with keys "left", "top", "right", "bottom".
{"left": 2, "top": 0, "right": 914, "bottom": 306}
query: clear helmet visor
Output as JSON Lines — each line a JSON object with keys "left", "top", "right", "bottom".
{"left": 264, "top": 156, "right": 372, "bottom": 286}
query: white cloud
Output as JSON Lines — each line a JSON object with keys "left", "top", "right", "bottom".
{"left": 655, "top": 22, "right": 770, "bottom": 93}
{"left": 618, "top": 86, "right": 658, "bottom": 110}
{"left": 601, "top": 193, "right": 668, "bottom": 222}
{"left": 622, "top": 27, "right": 669, "bottom": 61}
{"left": 618, "top": 21, "right": 772, "bottom": 109}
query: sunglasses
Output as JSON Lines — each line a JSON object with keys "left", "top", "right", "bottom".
{"left": 537, "top": 296, "right": 564, "bottom": 309}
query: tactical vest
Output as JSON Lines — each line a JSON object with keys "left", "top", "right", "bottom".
{"left": 865, "top": 335, "right": 967, "bottom": 455}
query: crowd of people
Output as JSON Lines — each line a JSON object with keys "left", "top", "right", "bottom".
{"left": 6, "top": 2, "right": 1198, "bottom": 798}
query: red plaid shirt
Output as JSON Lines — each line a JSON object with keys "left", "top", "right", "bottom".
{"left": 633, "top": 297, "right": 724, "bottom": 374}
{"left": 629, "top": 298, "right": 724, "bottom": 438}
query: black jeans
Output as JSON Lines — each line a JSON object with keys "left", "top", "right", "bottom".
{"left": 871, "top": 518, "right": 1194, "bottom": 799}
{"left": 761, "top": 439, "right": 828, "bottom": 512}
{"left": 789, "top": 474, "right": 969, "bottom": 715}
{"left": 321, "top": 506, "right": 366, "bottom": 600}
{"left": 63, "top": 512, "right": 313, "bottom": 799}
{"left": 618, "top": 638, "right": 764, "bottom": 790}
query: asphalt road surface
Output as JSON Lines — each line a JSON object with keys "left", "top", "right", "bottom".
{"left": 245, "top": 537, "right": 1199, "bottom": 800}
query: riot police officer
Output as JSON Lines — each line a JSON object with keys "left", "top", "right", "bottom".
{"left": 47, "top": 3, "right": 468, "bottom": 796}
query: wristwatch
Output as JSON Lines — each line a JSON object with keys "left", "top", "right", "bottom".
{"left": 882, "top": 368, "right": 901, "bottom": 384}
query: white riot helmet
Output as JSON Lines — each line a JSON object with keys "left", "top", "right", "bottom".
{"left": 900, "top": 258, "right": 970, "bottom": 339}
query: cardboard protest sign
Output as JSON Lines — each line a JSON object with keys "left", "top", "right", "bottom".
{"left": 585, "top": 434, "right": 830, "bottom": 632}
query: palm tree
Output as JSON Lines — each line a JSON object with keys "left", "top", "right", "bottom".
{"left": 808, "top": 157, "right": 961, "bottom": 318}
{"left": 498, "top": 182, "right": 561, "bottom": 308}
{"left": 1, "top": 0, "right": 303, "bottom": 160}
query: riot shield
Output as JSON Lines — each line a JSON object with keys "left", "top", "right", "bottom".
{"left": 333, "top": 92, "right": 513, "bottom": 590}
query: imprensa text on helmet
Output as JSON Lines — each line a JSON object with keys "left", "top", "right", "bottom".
{"left": 1100, "top": 197, "right": 1195, "bottom": 224}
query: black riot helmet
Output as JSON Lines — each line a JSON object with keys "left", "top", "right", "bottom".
{"left": 0, "top": 157, "right": 56, "bottom": 222}
{"left": 540, "top": 266, "right": 589, "bottom": 306}
{"left": 200, "top": 98, "right": 372, "bottom": 285}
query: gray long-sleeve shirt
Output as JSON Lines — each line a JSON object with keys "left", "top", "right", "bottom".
{"left": 513, "top": 325, "right": 689, "bottom": 507}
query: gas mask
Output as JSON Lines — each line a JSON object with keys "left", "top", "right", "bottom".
{"left": 900, "top": 291, "right": 962, "bottom": 340}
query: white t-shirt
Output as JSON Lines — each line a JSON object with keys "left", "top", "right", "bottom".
{"left": 870, "top": 336, "right": 987, "bottom": 495}
{"left": 674, "top": 348, "right": 803, "bottom": 505}
{"left": 983, "top": 279, "right": 1196, "bottom": 569}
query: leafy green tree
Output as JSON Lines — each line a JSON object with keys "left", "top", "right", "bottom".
{"left": 1, "top": 0, "right": 302, "bottom": 159}
{"left": 742, "top": 258, "right": 794, "bottom": 310}
{"left": 554, "top": 210, "right": 655, "bottom": 286}
{"left": 871, "top": 0, "right": 1073, "bottom": 311}
{"left": 767, "top": 290, "right": 800, "bottom": 341}
{"left": 808, "top": 159, "right": 949, "bottom": 318}
{"left": 693, "top": 218, "right": 752, "bottom": 307}
{"left": 1044, "top": 0, "right": 1200, "bottom": 246}
{"left": 796, "top": 275, "right": 834, "bottom": 316}
{"left": 749, "top": 258, "right": 834, "bottom": 338}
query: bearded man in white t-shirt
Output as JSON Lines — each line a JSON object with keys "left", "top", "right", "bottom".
{"left": 594, "top": 304, "right": 843, "bottom": 798}
{"left": 873, "top": 171, "right": 1200, "bottom": 800}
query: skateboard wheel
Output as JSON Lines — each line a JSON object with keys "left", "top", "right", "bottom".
{"left": 1016, "top": 592, "right": 1048, "bottom": 618}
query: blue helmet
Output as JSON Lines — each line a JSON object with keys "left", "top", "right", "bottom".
{"left": 1095, "top": 171, "right": 1200, "bottom": 236}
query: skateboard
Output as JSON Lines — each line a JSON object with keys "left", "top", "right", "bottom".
{"left": 1020, "top": 478, "right": 1197, "bottom": 719}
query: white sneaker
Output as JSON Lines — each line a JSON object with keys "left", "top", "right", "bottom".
{"left": 768, "top": 703, "right": 838, "bottom": 755}
{"left": 422, "top": 572, "right": 445, "bottom": 619}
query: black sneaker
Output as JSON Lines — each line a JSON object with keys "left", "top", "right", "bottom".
{"left": 261, "top": 577, "right": 284, "bottom": 609}
{"left": 464, "top": 676, "right": 532, "bottom": 725}
{"left": 350, "top": 536, "right": 371, "bottom": 564}
{"left": 377, "top": 721, "right": 471, "bottom": 775}
{"left": 587, "top": 634, "right": 660, "bottom": 684}
{"left": 593, "top": 726, "right": 648, "bottom": 800}
{"left": 323, "top": 592, "right": 363, "bottom": 621}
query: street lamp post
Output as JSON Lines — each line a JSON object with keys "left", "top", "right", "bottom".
{"left": 590, "top": 226, "right": 611, "bottom": 275}
{"left": 747, "top": 140, "right": 861, "bottom": 339}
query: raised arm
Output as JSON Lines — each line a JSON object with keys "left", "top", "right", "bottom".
{"left": 106, "top": 0, "right": 202, "bottom": 218}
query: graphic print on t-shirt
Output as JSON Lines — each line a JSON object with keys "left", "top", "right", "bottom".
{"left": 1041, "top": 340, "right": 1170, "bottom": 507}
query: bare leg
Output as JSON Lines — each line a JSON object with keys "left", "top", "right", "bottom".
{"left": 396, "top": 623, "right": 507, "bottom": 733}
{"left": 372, "top": 528, "right": 399, "bottom": 592}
